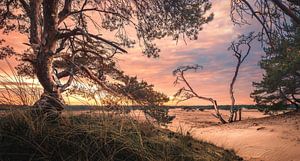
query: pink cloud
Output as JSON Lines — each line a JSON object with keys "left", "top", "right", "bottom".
{"left": 0, "top": 1, "right": 264, "bottom": 105}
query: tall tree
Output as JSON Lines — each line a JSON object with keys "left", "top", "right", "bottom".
{"left": 228, "top": 32, "right": 257, "bottom": 122}
{"left": 231, "top": 0, "right": 300, "bottom": 110}
{"left": 251, "top": 25, "right": 300, "bottom": 110}
{"left": 0, "top": 0, "right": 213, "bottom": 118}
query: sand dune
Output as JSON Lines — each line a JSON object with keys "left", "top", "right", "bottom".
{"left": 64, "top": 108, "right": 300, "bottom": 161}
{"left": 168, "top": 109, "right": 300, "bottom": 161}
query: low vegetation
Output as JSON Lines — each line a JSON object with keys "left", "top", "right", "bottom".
{"left": 0, "top": 110, "right": 242, "bottom": 161}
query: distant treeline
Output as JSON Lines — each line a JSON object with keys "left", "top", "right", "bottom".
{"left": 0, "top": 104, "right": 297, "bottom": 111}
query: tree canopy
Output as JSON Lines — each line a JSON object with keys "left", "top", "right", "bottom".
{"left": 230, "top": 0, "right": 300, "bottom": 110}
{"left": 251, "top": 25, "right": 300, "bottom": 110}
{"left": 0, "top": 0, "right": 213, "bottom": 117}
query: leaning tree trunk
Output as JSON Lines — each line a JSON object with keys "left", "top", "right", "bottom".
{"left": 32, "top": 0, "right": 64, "bottom": 120}
{"left": 228, "top": 63, "right": 240, "bottom": 123}
{"left": 227, "top": 33, "right": 256, "bottom": 122}
{"left": 34, "top": 52, "right": 64, "bottom": 120}
{"left": 210, "top": 99, "right": 227, "bottom": 124}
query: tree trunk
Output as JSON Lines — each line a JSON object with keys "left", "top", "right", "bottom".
{"left": 238, "top": 108, "right": 242, "bottom": 121}
{"left": 34, "top": 51, "right": 64, "bottom": 120}
{"left": 33, "top": 0, "right": 63, "bottom": 120}
{"left": 233, "top": 110, "right": 237, "bottom": 121}
{"left": 228, "top": 110, "right": 234, "bottom": 122}
{"left": 228, "top": 61, "right": 241, "bottom": 123}
{"left": 211, "top": 99, "right": 227, "bottom": 124}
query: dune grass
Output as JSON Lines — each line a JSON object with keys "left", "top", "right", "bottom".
{"left": 0, "top": 60, "right": 42, "bottom": 106}
{"left": 0, "top": 110, "right": 242, "bottom": 161}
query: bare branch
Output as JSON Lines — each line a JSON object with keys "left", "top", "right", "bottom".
{"left": 231, "top": 0, "right": 300, "bottom": 48}
{"left": 58, "top": 28, "right": 127, "bottom": 53}
{"left": 271, "top": 0, "right": 300, "bottom": 25}
{"left": 61, "top": 69, "right": 74, "bottom": 91}
{"left": 228, "top": 32, "right": 257, "bottom": 122}
{"left": 80, "top": 65, "right": 119, "bottom": 96}
{"left": 173, "top": 64, "right": 227, "bottom": 123}
{"left": 58, "top": 0, "right": 72, "bottom": 24}
{"left": 19, "top": 0, "right": 30, "bottom": 15}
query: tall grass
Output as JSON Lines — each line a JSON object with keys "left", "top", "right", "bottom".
{"left": 0, "top": 60, "right": 42, "bottom": 106}
{"left": 0, "top": 110, "right": 242, "bottom": 161}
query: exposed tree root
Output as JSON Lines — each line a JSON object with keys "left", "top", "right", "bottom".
{"left": 33, "top": 93, "right": 64, "bottom": 121}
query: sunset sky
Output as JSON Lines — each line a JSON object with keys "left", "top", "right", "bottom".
{"left": 118, "top": 1, "right": 264, "bottom": 105}
{"left": 0, "top": 1, "right": 264, "bottom": 105}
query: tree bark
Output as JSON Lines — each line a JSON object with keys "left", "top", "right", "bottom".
{"left": 238, "top": 108, "right": 242, "bottom": 121}
{"left": 233, "top": 110, "right": 237, "bottom": 121}
{"left": 33, "top": 0, "right": 64, "bottom": 119}
{"left": 34, "top": 51, "right": 64, "bottom": 119}
{"left": 211, "top": 99, "right": 227, "bottom": 124}
{"left": 229, "top": 61, "right": 241, "bottom": 122}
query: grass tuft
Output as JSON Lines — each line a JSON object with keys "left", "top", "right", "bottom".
{"left": 0, "top": 110, "right": 242, "bottom": 161}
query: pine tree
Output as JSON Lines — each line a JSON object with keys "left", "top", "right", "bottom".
{"left": 251, "top": 26, "right": 300, "bottom": 110}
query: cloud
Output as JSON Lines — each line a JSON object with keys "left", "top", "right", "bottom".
{"left": 116, "top": 1, "right": 264, "bottom": 105}
{"left": 0, "top": 1, "right": 265, "bottom": 105}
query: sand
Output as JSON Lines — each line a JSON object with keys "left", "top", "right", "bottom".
{"left": 63, "top": 108, "right": 300, "bottom": 161}
{"left": 167, "top": 109, "right": 300, "bottom": 161}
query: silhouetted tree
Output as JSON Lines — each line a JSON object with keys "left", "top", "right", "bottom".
{"left": 111, "top": 76, "right": 170, "bottom": 106}
{"left": 228, "top": 32, "right": 257, "bottom": 122}
{"left": 67, "top": 75, "right": 169, "bottom": 106}
{"left": 0, "top": 0, "right": 213, "bottom": 118}
{"left": 173, "top": 32, "right": 257, "bottom": 124}
{"left": 173, "top": 65, "right": 227, "bottom": 124}
{"left": 110, "top": 76, "right": 174, "bottom": 125}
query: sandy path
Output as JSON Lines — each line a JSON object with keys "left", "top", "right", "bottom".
{"left": 168, "top": 109, "right": 300, "bottom": 161}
